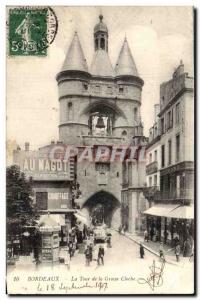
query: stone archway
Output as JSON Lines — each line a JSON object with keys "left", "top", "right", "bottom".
{"left": 82, "top": 191, "right": 120, "bottom": 228}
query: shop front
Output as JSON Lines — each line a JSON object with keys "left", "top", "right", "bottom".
{"left": 143, "top": 204, "right": 194, "bottom": 249}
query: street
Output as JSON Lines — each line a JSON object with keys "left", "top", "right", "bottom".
{"left": 7, "top": 230, "right": 194, "bottom": 294}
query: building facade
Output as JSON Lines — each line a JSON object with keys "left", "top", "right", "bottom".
{"left": 121, "top": 127, "right": 148, "bottom": 234}
{"left": 13, "top": 141, "right": 75, "bottom": 243}
{"left": 146, "top": 104, "right": 161, "bottom": 191}
{"left": 144, "top": 62, "right": 194, "bottom": 246}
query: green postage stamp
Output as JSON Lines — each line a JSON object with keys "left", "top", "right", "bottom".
{"left": 8, "top": 7, "right": 57, "bottom": 56}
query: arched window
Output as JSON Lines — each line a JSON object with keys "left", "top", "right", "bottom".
{"left": 95, "top": 39, "right": 98, "bottom": 50}
{"left": 122, "top": 130, "right": 127, "bottom": 137}
{"left": 100, "top": 38, "right": 105, "bottom": 50}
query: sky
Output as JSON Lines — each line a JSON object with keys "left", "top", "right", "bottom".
{"left": 7, "top": 6, "right": 194, "bottom": 154}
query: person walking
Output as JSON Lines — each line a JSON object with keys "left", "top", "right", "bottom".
{"left": 189, "top": 244, "right": 194, "bottom": 262}
{"left": 159, "top": 242, "right": 165, "bottom": 261}
{"left": 140, "top": 244, "right": 145, "bottom": 258}
{"left": 150, "top": 227, "right": 154, "bottom": 241}
{"left": 97, "top": 245, "right": 104, "bottom": 266}
{"left": 89, "top": 243, "right": 93, "bottom": 262}
{"left": 144, "top": 230, "right": 149, "bottom": 242}
{"left": 183, "top": 238, "right": 192, "bottom": 257}
{"left": 175, "top": 243, "right": 181, "bottom": 262}
{"left": 84, "top": 246, "right": 91, "bottom": 266}
{"left": 68, "top": 241, "right": 74, "bottom": 260}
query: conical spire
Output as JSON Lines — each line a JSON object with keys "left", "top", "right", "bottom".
{"left": 90, "top": 49, "right": 114, "bottom": 77}
{"left": 115, "top": 37, "right": 139, "bottom": 77}
{"left": 61, "top": 32, "right": 88, "bottom": 73}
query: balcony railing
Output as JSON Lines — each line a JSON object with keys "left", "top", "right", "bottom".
{"left": 143, "top": 186, "right": 160, "bottom": 200}
{"left": 143, "top": 187, "right": 193, "bottom": 203}
{"left": 146, "top": 161, "right": 158, "bottom": 175}
{"left": 159, "top": 189, "right": 193, "bottom": 202}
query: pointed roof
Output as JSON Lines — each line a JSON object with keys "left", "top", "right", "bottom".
{"left": 90, "top": 50, "right": 114, "bottom": 77}
{"left": 115, "top": 38, "right": 139, "bottom": 77}
{"left": 61, "top": 32, "right": 89, "bottom": 73}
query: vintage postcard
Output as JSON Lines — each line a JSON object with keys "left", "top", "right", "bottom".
{"left": 6, "top": 6, "right": 195, "bottom": 295}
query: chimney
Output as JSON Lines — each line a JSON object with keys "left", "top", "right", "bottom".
{"left": 25, "top": 142, "right": 29, "bottom": 151}
{"left": 51, "top": 140, "right": 55, "bottom": 145}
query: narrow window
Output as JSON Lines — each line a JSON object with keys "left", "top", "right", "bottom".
{"left": 149, "top": 153, "right": 152, "bottom": 163}
{"left": 154, "top": 126, "right": 158, "bottom": 137}
{"left": 95, "top": 39, "right": 98, "bottom": 50}
{"left": 122, "top": 130, "right": 127, "bottom": 137}
{"left": 154, "top": 150, "right": 157, "bottom": 162}
{"left": 149, "top": 177, "right": 152, "bottom": 187}
{"left": 176, "top": 134, "right": 180, "bottom": 162}
{"left": 154, "top": 175, "right": 157, "bottom": 187}
{"left": 168, "top": 140, "right": 172, "bottom": 165}
{"left": 68, "top": 102, "right": 73, "bottom": 120}
{"left": 100, "top": 38, "right": 105, "bottom": 50}
{"left": 167, "top": 111, "right": 172, "bottom": 130}
{"left": 161, "top": 145, "right": 165, "bottom": 167}
{"left": 119, "top": 86, "right": 124, "bottom": 94}
{"left": 176, "top": 103, "right": 180, "bottom": 124}
{"left": 134, "top": 107, "right": 138, "bottom": 121}
{"left": 161, "top": 117, "right": 165, "bottom": 134}
{"left": 83, "top": 83, "right": 88, "bottom": 91}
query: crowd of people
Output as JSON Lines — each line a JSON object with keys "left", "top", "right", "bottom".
{"left": 58, "top": 223, "right": 111, "bottom": 269}
{"left": 143, "top": 229, "right": 194, "bottom": 262}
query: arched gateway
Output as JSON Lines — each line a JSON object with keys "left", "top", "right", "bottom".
{"left": 82, "top": 191, "right": 120, "bottom": 229}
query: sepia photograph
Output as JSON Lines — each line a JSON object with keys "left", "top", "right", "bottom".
{"left": 6, "top": 5, "right": 195, "bottom": 295}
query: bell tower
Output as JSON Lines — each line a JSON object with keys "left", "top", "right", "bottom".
{"left": 94, "top": 15, "right": 108, "bottom": 52}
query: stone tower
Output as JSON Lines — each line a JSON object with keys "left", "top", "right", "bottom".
{"left": 56, "top": 15, "right": 145, "bottom": 229}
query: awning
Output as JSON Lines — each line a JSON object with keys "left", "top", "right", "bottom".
{"left": 168, "top": 205, "right": 194, "bottom": 219}
{"left": 143, "top": 204, "right": 178, "bottom": 218}
{"left": 143, "top": 204, "right": 194, "bottom": 219}
{"left": 38, "top": 214, "right": 65, "bottom": 226}
{"left": 74, "top": 211, "right": 90, "bottom": 226}
{"left": 49, "top": 214, "right": 66, "bottom": 226}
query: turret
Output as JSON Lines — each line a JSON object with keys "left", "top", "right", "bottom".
{"left": 56, "top": 32, "right": 91, "bottom": 144}
{"left": 90, "top": 15, "right": 114, "bottom": 78}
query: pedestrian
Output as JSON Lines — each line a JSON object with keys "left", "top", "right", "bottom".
{"left": 107, "top": 235, "right": 112, "bottom": 248}
{"left": 68, "top": 241, "right": 74, "bottom": 260}
{"left": 140, "top": 244, "right": 145, "bottom": 258}
{"left": 150, "top": 227, "right": 154, "bottom": 241}
{"left": 159, "top": 242, "right": 165, "bottom": 261}
{"left": 174, "top": 236, "right": 179, "bottom": 247}
{"left": 189, "top": 244, "right": 194, "bottom": 262}
{"left": 89, "top": 243, "right": 93, "bottom": 262}
{"left": 175, "top": 243, "right": 181, "bottom": 262}
{"left": 97, "top": 245, "right": 104, "bottom": 266}
{"left": 84, "top": 245, "right": 90, "bottom": 266}
{"left": 144, "top": 230, "right": 149, "bottom": 242}
{"left": 59, "top": 247, "right": 70, "bottom": 270}
{"left": 118, "top": 225, "right": 122, "bottom": 234}
{"left": 183, "top": 238, "right": 192, "bottom": 257}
